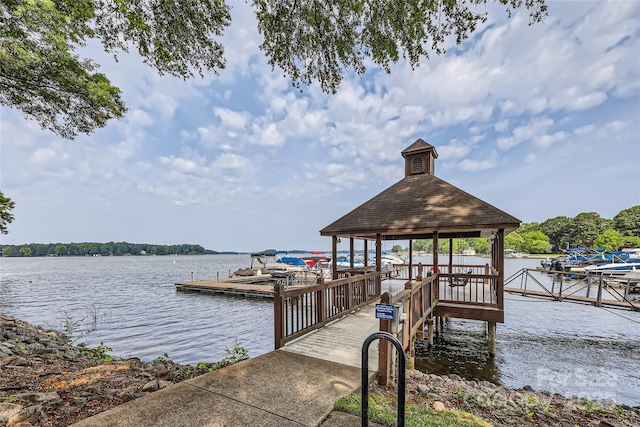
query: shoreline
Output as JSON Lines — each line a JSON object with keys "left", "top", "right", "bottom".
{"left": 2, "top": 314, "right": 639, "bottom": 427}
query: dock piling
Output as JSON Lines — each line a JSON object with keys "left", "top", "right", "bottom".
{"left": 596, "top": 276, "right": 603, "bottom": 307}
{"left": 487, "top": 322, "right": 496, "bottom": 357}
{"left": 427, "top": 318, "right": 434, "bottom": 347}
{"left": 558, "top": 274, "right": 564, "bottom": 301}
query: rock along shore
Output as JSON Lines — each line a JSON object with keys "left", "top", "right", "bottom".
{"left": 1, "top": 314, "right": 639, "bottom": 427}
{"left": 0, "top": 314, "right": 236, "bottom": 427}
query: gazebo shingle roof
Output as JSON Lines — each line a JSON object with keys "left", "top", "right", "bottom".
{"left": 320, "top": 173, "right": 520, "bottom": 239}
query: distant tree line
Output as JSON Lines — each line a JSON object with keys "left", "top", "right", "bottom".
{"left": 0, "top": 242, "right": 207, "bottom": 257}
{"left": 393, "top": 206, "right": 640, "bottom": 255}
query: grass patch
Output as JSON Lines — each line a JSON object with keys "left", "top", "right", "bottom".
{"left": 334, "top": 392, "right": 491, "bottom": 427}
{"left": 574, "top": 398, "right": 611, "bottom": 414}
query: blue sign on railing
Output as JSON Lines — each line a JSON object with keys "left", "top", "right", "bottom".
{"left": 375, "top": 303, "right": 395, "bottom": 320}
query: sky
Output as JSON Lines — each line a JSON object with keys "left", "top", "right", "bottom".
{"left": 1, "top": 1, "right": 639, "bottom": 253}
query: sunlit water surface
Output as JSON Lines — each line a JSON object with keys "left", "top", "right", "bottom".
{"left": 1, "top": 255, "right": 638, "bottom": 406}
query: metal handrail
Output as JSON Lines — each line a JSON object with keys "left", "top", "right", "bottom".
{"left": 361, "top": 332, "right": 406, "bottom": 427}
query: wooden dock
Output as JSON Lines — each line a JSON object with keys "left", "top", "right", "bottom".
{"left": 176, "top": 277, "right": 275, "bottom": 298}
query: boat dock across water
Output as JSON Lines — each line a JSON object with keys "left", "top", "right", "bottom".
{"left": 176, "top": 276, "right": 275, "bottom": 298}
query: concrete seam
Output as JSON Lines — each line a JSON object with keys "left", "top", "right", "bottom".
{"left": 183, "top": 382, "right": 310, "bottom": 426}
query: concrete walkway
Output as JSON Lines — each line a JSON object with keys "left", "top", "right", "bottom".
{"left": 71, "top": 350, "right": 376, "bottom": 427}
{"left": 69, "top": 298, "right": 395, "bottom": 427}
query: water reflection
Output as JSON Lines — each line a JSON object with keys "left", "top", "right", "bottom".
{"left": 414, "top": 320, "right": 501, "bottom": 384}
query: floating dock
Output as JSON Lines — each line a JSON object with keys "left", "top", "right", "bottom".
{"left": 176, "top": 276, "right": 275, "bottom": 298}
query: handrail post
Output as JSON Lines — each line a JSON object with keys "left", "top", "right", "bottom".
{"left": 377, "top": 292, "right": 392, "bottom": 386}
{"left": 274, "top": 282, "right": 285, "bottom": 349}
{"left": 485, "top": 263, "right": 489, "bottom": 284}
{"left": 362, "top": 332, "right": 406, "bottom": 427}
{"left": 346, "top": 273, "right": 353, "bottom": 309}
{"left": 316, "top": 276, "right": 325, "bottom": 325}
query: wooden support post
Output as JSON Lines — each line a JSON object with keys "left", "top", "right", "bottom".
{"left": 416, "top": 320, "right": 425, "bottom": 340}
{"left": 435, "top": 316, "right": 440, "bottom": 336}
{"left": 624, "top": 279, "right": 631, "bottom": 301}
{"left": 364, "top": 240, "right": 368, "bottom": 266}
{"left": 596, "top": 276, "right": 603, "bottom": 307}
{"left": 274, "top": 282, "right": 285, "bottom": 349}
{"left": 448, "top": 238, "right": 453, "bottom": 275}
{"left": 316, "top": 277, "right": 325, "bottom": 325}
{"left": 332, "top": 236, "right": 338, "bottom": 280}
{"left": 377, "top": 292, "right": 393, "bottom": 386}
{"left": 586, "top": 275, "right": 592, "bottom": 298}
{"left": 408, "top": 335, "right": 415, "bottom": 370}
{"left": 558, "top": 274, "right": 564, "bottom": 300}
{"left": 433, "top": 233, "right": 439, "bottom": 272}
{"left": 345, "top": 273, "right": 352, "bottom": 310}
{"left": 409, "top": 239, "right": 413, "bottom": 281}
{"left": 376, "top": 234, "right": 382, "bottom": 295}
{"left": 427, "top": 318, "right": 434, "bottom": 347}
{"left": 484, "top": 264, "right": 489, "bottom": 284}
{"left": 349, "top": 237, "right": 355, "bottom": 269}
{"left": 487, "top": 322, "right": 496, "bottom": 357}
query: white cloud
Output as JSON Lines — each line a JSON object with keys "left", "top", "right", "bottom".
{"left": 251, "top": 120, "right": 284, "bottom": 147}
{"left": 605, "top": 120, "right": 626, "bottom": 132}
{"left": 160, "top": 156, "right": 211, "bottom": 177}
{"left": 534, "top": 131, "right": 567, "bottom": 148}
{"left": 30, "top": 147, "right": 63, "bottom": 165}
{"left": 1, "top": 0, "right": 638, "bottom": 251}
{"left": 437, "top": 143, "right": 473, "bottom": 160}
{"left": 214, "top": 107, "right": 251, "bottom": 130}
{"left": 458, "top": 151, "right": 499, "bottom": 172}
{"left": 523, "top": 153, "right": 537, "bottom": 164}
{"left": 214, "top": 153, "right": 250, "bottom": 170}
{"left": 497, "top": 118, "right": 554, "bottom": 150}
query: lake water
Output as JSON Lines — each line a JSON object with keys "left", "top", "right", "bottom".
{"left": 1, "top": 254, "right": 638, "bottom": 406}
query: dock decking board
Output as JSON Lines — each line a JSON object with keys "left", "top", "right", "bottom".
{"left": 176, "top": 278, "right": 275, "bottom": 298}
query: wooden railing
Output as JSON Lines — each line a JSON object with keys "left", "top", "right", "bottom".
{"left": 394, "top": 263, "right": 498, "bottom": 306}
{"left": 377, "top": 274, "right": 438, "bottom": 385}
{"left": 391, "top": 262, "right": 491, "bottom": 281}
{"left": 274, "top": 271, "right": 381, "bottom": 348}
{"left": 437, "top": 274, "right": 499, "bottom": 305}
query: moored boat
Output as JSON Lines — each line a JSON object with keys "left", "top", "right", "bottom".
{"left": 335, "top": 256, "right": 365, "bottom": 268}
{"left": 584, "top": 260, "right": 640, "bottom": 275}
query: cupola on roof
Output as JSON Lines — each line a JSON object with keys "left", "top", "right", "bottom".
{"left": 320, "top": 139, "right": 520, "bottom": 240}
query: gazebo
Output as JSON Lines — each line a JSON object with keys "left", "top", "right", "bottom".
{"left": 320, "top": 139, "right": 521, "bottom": 354}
